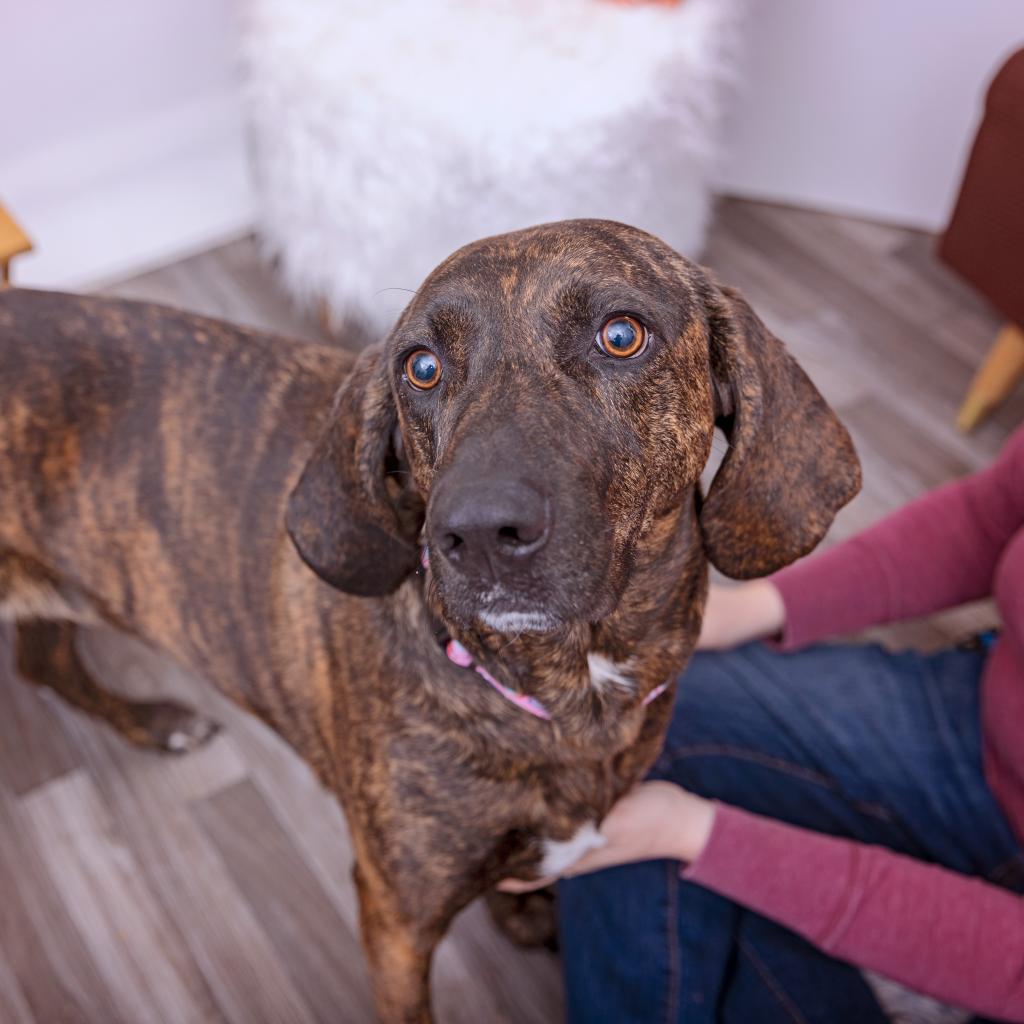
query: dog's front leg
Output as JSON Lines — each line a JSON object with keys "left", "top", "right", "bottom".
{"left": 353, "top": 857, "right": 448, "bottom": 1024}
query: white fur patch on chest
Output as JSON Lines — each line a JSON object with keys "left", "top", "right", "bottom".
{"left": 587, "top": 653, "right": 635, "bottom": 695}
{"left": 540, "top": 822, "right": 606, "bottom": 877}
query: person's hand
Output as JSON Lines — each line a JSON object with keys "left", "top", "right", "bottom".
{"left": 697, "top": 580, "right": 786, "bottom": 651}
{"left": 498, "top": 782, "right": 716, "bottom": 894}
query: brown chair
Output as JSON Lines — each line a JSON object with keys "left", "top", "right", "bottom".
{"left": 939, "top": 48, "right": 1024, "bottom": 431}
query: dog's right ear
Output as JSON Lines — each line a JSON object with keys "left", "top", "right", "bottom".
{"left": 286, "top": 347, "right": 420, "bottom": 596}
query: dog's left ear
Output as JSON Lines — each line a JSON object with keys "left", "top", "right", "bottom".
{"left": 699, "top": 280, "right": 861, "bottom": 578}
{"left": 286, "top": 346, "right": 420, "bottom": 596}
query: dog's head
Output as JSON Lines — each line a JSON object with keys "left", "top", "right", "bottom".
{"left": 287, "top": 220, "right": 859, "bottom": 632}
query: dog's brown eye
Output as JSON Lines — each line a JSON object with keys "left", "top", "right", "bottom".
{"left": 596, "top": 316, "right": 647, "bottom": 358}
{"left": 405, "top": 349, "right": 442, "bottom": 390}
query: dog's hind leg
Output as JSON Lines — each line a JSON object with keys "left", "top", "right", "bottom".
{"left": 13, "top": 618, "right": 220, "bottom": 755}
{"left": 2, "top": 550, "right": 218, "bottom": 753}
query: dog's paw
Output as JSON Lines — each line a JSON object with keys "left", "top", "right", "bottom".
{"left": 484, "top": 887, "right": 559, "bottom": 951}
{"left": 134, "top": 701, "right": 222, "bottom": 755}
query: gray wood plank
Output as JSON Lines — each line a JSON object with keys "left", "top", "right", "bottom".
{"left": 842, "top": 395, "right": 975, "bottom": 503}
{"left": 193, "top": 778, "right": 378, "bottom": 1024}
{"left": 0, "top": 955, "right": 34, "bottom": 1024}
{"left": 714, "top": 201, "right": 982, "bottom": 409}
{"left": 745, "top": 201, "right": 992, "bottom": 341}
{"left": 0, "top": 779, "right": 123, "bottom": 1023}
{"left": 437, "top": 900, "right": 564, "bottom": 1024}
{"left": 20, "top": 770, "right": 217, "bottom": 1024}
{"left": 0, "top": 625, "right": 81, "bottom": 797}
{"left": 61, "top": 632, "right": 318, "bottom": 1024}
{"left": 99, "top": 237, "right": 363, "bottom": 352}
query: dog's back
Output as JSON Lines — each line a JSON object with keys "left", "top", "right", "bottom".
{"left": 0, "top": 288, "right": 352, "bottom": 682}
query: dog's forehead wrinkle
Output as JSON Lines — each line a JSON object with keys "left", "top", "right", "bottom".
{"left": 413, "top": 233, "right": 693, "bottom": 355}
{"left": 426, "top": 300, "right": 476, "bottom": 338}
{"left": 435, "top": 221, "right": 654, "bottom": 285}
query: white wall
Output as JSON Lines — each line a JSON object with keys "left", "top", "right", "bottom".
{"left": 718, "top": 0, "right": 1024, "bottom": 231}
{"left": 1, "top": 0, "right": 253, "bottom": 289}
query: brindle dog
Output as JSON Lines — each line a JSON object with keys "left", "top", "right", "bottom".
{"left": 0, "top": 220, "right": 859, "bottom": 1022}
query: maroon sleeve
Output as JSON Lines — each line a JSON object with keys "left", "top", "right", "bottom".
{"left": 770, "top": 426, "right": 1024, "bottom": 650}
{"left": 685, "top": 804, "right": 1024, "bottom": 1021}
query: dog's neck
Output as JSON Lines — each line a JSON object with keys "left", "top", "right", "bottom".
{"left": 402, "top": 497, "right": 706, "bottom": 756}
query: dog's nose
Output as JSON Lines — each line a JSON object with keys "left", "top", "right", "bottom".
{"left": 433, "top": 478, "right": 550, "bottom": 578}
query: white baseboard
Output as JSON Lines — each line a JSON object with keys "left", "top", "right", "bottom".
{"left": 2, "top": 91, "right": 256, "bottom": 291}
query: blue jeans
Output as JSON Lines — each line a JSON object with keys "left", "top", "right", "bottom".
{"left": 558, "top": 642, "right": 1024, "bottom": 1024}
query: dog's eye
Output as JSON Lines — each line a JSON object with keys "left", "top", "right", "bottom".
{"left": 404, "top": 349, "right": 442, "bottom": 390}
{"left": 596, "top": 316, "right": 647, "bottom": 359}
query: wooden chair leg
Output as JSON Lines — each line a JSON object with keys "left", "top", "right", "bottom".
{"left": 0, "top": 202, "right": 33, "bottom": 289}
{"left": 956, "top": 322, "right": 1024, "bottom": 432}
{"left": 317, "top": 295, "right": 334, "bottom": 337}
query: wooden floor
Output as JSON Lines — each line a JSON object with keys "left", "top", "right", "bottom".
{"left": 1, "top": 199, "right": 1020, "bottom": 1024}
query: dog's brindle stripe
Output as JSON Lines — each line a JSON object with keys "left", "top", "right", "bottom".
{"left": 0, "top": 220, "right": 859, "bottom": 1023}
{"left": 0, "top": 295, "right": 349, "bottom": 767}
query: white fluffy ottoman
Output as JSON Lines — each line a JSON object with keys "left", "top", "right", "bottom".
{"left": 240, "top": 0, "right": 745, "bottom": 337}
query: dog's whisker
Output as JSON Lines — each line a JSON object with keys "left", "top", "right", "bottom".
{"left": 374, "top": 286, "right": 420, "bottom": 298}
{"left": 495, "top": 627, "right": 527, "bottom": 654}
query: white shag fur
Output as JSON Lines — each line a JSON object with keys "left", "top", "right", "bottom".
{"left": 240, "top": 0, "right": 745, "bottom": 335}
{"left": 587, "top": 652, "right": 635, "bottom": 694}
{"left": 541, "top": 822, "right": 606, "bottom": 877}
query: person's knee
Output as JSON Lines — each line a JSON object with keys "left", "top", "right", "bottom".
{"left": 558, "top": 861, "right": 674, "bottom": 952}
{"left": 664, "top": 646, "right": 773, "bottom": 749}
{"left": 651, "top": 645, "right": 802, "bottom": 797}
{"left": 558, "top": 863, "right": 680, "bottom": 1024}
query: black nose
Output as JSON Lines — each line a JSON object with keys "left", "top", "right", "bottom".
{"left": 432, "top": 478, "right": 551, "bottom": 579}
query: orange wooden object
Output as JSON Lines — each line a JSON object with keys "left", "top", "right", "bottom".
{"left": 957, "top": 323, "right": 1024, "bottom": 431}
{"left": 0, "top": 202, "right": 32, "bottom": 287}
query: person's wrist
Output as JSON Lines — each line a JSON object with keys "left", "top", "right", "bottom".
{"left": 698, "top": 580, "right": 787, "bottom": 651}
{"left": 752, "top": 579, "right": 786, "bottom": 640}
{"left": 666, "top": 789, "right": 716, "bottom": 863}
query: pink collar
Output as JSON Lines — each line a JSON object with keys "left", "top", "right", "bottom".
{"left": 444, "top": 637, "right": 669, "bottom": 722}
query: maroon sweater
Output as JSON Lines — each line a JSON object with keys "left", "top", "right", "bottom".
{"left": 685, "top": 425, "right": 1024, "bottom": 1020}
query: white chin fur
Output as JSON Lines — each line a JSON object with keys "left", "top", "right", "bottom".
{"left": 540, "top": 823, "right": 606, "bottom": 877}
{"left": 478, "top": 610, "right": 558, "bottom": 633}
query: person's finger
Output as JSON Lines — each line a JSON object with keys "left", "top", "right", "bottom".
{"left": 560, "top": 843, "right": 639, "bottom": 878}
{"left": 497, "top": 874, "right": 557, "bottom": 893}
